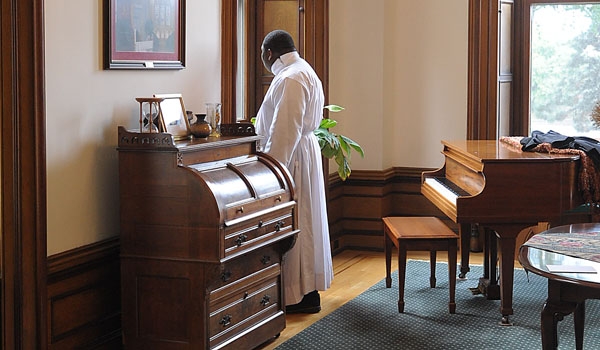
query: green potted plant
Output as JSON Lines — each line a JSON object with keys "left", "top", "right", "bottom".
{"left": 315, "top": 105, "right": 364, "bottom": 181}
{"left": 251, "top": 104, "right": 364, "bottom": 181}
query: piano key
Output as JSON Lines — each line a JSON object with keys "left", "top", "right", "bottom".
{"left": 425, "top": 177, "right": 468, "bottom": 205}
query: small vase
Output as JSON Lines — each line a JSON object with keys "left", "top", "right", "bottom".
{"left": 190, "top": 114, "right": 212, "bottom": 138}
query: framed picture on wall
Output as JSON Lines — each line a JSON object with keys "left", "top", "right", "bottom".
{"left": 104, "top": 0, "right": 186, "bottom": 70}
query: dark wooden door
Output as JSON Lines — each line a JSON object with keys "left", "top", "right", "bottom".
{"left": 251, "top": 0, "right": 328, "bottom": 116}
{"left": 221, "top": 0, "right": 328, "bottom": 121}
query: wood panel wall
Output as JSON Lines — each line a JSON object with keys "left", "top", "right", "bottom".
{"left": 44, "top": 167, "right": 449, "bottom": 347}
{"left": 47, "top": 238, "right": 122, "bottom": 349}
{"left": 327, "top": 167, "right": 455, "bottom": 253}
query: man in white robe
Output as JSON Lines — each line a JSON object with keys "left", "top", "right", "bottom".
{"left": 255, "top": 30, "right": 333, "bottom": 313}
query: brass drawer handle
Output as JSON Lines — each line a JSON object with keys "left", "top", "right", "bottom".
{"left": 275, "top": 195, "right": 282, "bottom": 202}
{"left": 261, "top": 255, "right": 271, "bottom": 265}
{"left": 260, "top": 295, "right": 271, "bottom": 306}
{"left": 257, "top": 220, "right": 263, "bottom": 228}
{"left": 235, "top": 233, "right": 248, "bottom": 247}
{"left": 236, "top": 206, "right": 244, "bottom": 214}
{"left": 274, "top": 220, "right": 285, "bottom": 231}
{"left": 219, "top": 314, "right": 232, "bottom": 327}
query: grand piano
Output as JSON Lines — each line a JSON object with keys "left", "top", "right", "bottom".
{"left": 421, "top": 139, "right": 583, "bottom": 325}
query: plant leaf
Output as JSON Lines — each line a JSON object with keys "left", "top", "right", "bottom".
{"left": 334, "top": 153, "right": 351, "bottom": 181}
{"left": 337, "top": 135, "right": 352, "bottom": 158}
{"left": 339, "top": 135, "right": 365, "bottom": 158}
{"left": 324, "top": 105, "right": 345, "bottom": 113}
{"left": 319, "top": 118, "right": 337, "bottom": 129}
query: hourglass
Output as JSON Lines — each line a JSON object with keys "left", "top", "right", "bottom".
{"left": 136, "top": 97, "right": 164, "bottom": 133}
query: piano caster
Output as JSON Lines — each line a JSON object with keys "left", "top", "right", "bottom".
{"left": 499, "top": 315, "right": 513, "bottom": 326}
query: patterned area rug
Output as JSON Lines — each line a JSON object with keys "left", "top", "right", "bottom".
{"left": 276, "top": 260, "right": 600, "bottom": 350}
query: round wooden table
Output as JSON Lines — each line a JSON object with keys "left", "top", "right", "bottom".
{"left": 519, "top": 223, "right": 600, "bottom": 350}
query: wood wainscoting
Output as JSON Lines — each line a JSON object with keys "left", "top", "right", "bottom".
{"left": 327, "top": 167, "right": 455, "bottom": 253}
{"left": 47, "top": 238, "right": 122, "bottom": 349}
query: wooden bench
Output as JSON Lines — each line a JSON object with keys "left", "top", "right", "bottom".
{"left": 383, "top": 216, "right": 458, "bottom": 313}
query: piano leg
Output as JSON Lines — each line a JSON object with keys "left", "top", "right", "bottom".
{"left": 475, "top": 224, "right": 525, "bottom": 325}
{"left": 477, "top": 228, "right": 500, "bottom": 300}
{"left": 497, "top": 232, "right": 518, "bottom": 325}
{"left": 458, "top": 223, "right": 471, "bottom": 279}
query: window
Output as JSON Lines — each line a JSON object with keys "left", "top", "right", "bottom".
{"left": 529, "top": 3, "right": 600, "bottom": 138}
{"left": 469, "top": 0, "right": 600, "bottom": 140}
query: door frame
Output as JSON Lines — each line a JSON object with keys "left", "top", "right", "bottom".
{"left": 1, "top": 0, "right": 48, "bottom": 348}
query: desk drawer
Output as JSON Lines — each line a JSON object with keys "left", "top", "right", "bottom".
{"left": 223, "top": 207, "right": 294, "bottom": 257}
{"left": 212, "top": 245, "right": 280, "bottom": 290}
{"left": 208, "top": 275, "right": 281, "bottom": 342}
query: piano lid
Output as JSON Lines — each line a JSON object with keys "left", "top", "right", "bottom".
{"left": 423, "top": 139, "right": 582, "bottom": 224}
{"left": 442, "top": 140, "right": 580, "bottom": 173}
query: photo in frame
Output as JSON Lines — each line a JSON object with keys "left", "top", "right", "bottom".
{"left": 154, "top": 93, "right": 191, "bottom": 140}
{"left": 104, "top": 0, "right": 185, "bottom": 70}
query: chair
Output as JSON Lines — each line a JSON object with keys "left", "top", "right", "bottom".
{"left": 383, "top": 216, "right": 458, "bottom": 313}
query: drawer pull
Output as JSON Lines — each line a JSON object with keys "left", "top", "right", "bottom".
{"left": 243, "top": 292, "right": 249, "bottom": 299}
{"left": 261, "top": 255, "right": 271, "bottom": 265}
{"left": 260, "top": 295, "right": 271, "bottom": 306}
{"left": 236, "top": 206, "right": 244, "bottom": 214}
{"left": 275, "top": 195, "right": 282, "bottom": 202}
{"left": 221, "top": 271, "right": 231, "bottom": 282}
{"left": 257, "top": 220, "right": 263, "bottom": 228}
{"left": 219, "top": 314, "right": 232, "bottom": 327}
{"left": 274, "top": 220, "right": 285, "bottom": 231}
{"left": 235, "top": 234, "right": 248, "bottom": 246}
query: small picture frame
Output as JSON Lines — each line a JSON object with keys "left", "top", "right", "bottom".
{"left": 154, "top": 93, "right": 191, "bottom": 140}
{"left": 104, "top": 0, "right": 186, "bottom": 70}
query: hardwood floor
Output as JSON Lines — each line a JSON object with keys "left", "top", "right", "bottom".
{"left": 258, "top": 249, "right": 487, "bottom": 349}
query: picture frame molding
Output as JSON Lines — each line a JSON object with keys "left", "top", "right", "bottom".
{"left": 104, "top": 0, "right": 186, "bottom": 70}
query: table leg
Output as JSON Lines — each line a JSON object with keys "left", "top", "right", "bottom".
{"left": 541, "top": 300, "right": 561, "bottom": 350}
{"left": 574, "top": 301, "right": 585, "bottom": 350}
{"left": 385, "top": 229, "right": 392, "bottom": 288}
{"left": 398, "top": 246, "right": 407, "bottom": 313}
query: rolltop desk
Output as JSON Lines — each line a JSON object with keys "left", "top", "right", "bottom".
{"left": 117, "top": 126, "right": 298, "bottom": 349}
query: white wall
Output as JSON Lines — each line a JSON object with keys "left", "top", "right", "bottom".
{"left": 330, "top": 0, "right": 468, "bottom": 170}
{"left": 44, "top": 0, "right": 468, "bottom": 255}
{"left": 45, "top": 0, "right": 221, "bottom": 255}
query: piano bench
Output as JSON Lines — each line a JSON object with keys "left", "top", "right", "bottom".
{"left": 382, "top": 216, "right": 458, "bottom": 314}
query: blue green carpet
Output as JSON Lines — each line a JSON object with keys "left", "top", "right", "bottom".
{"left": 276, "top": 260, "right": 600, "bottom": 349}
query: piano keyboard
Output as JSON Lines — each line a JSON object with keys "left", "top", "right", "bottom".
{"left": 424, "top": 177, "right": 470, "bottom": 205}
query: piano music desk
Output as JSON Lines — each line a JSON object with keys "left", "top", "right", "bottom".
{"left": 383, "top": 216, "right": 458, "bottom": 314}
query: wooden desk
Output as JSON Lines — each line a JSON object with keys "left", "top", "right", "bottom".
{"left": 518, "top": 223, "right": 600, "bottom": 350}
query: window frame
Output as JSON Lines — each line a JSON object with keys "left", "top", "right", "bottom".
{"left": 470, "top": 0, "right": 600, "bottom": 139}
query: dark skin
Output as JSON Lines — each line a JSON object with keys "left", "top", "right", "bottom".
{"left": 260, "top": 42, "right": 296, "bottom": 72}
